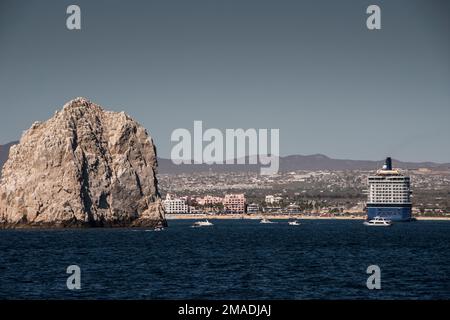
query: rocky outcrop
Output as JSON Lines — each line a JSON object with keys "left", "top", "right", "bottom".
{"left": 0, "top": 141, "right": 18, "bottom": 173}
{"left": 0, "top": 98, "right": 166, "bottom": 228}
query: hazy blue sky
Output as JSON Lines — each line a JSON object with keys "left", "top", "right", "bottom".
{"left": 0, "top": 0, "right": 449, "bottom": 162}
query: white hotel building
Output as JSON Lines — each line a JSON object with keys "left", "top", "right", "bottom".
{"left": 162, "top": 194, "right": 189, "bottom": 214}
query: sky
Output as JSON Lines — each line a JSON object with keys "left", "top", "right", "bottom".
{"left": 0, "top": 0, "right": 449, "bottom": 162}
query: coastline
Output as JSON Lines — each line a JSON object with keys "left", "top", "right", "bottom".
{"left": 165, "top": 213, "right": 450, "bottom": 221}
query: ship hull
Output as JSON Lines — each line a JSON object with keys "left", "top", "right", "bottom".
{"left": 367, "top": 204, "right": 412, "bottom": 222}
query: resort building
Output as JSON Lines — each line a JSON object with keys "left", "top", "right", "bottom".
{"left": 162, "top": 194, "right": 189, "bottom": 214}
{"left": 196, "top": 195, "right": 223, "bottom": 206}
{"left": 223, "top": 193, "right": 246, "bottom": 214}
{"left": 265, "top": 195, "right": 283, "bottom": 204}
{"left": 246, "top": 203, "right": 259, "bottom": 214}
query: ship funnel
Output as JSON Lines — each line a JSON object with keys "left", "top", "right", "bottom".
{"left": 385, "top": 157, "right": 392, "bottom": 170}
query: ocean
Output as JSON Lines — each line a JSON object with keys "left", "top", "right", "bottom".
{"left": 0, "top": 219, "right": 449, "bottom": 299}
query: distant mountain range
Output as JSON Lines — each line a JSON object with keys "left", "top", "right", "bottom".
{"left": 157, "top": 154, "right": 450, "bottom": 174}
{"left": 1, "top": 141, "right": 449, "bottom": 175}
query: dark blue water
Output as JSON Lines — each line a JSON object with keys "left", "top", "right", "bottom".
{"left": 0, "top": 220, "right": 449, "bottom": 299}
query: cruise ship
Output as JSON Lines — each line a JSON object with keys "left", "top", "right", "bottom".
{"left": 366, "top": 157, "right": 412, "bottom": 222}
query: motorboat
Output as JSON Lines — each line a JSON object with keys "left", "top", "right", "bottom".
{"left": 288, "top": 220, "right": 300, "bottom": 226}
{"left": 260, "top": 218, "right": 275, "bottom": 224}
{"left": 363, "top": 216, "right": 392, "bottom": 227}
{"left": 192, "top": 219, "right": 214, "bottom": 227}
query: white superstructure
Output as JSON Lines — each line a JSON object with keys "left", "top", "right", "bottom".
{"left": 368, "top": 171, "right": 411, "bottom": 205}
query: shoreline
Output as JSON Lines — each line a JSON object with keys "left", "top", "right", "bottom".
{"left": 165, "top": 214, "right": 450, "bottom": 221}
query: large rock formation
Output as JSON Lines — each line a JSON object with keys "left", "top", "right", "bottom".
{"left": 0, "top": 98, "right": 166, "bottom": 228}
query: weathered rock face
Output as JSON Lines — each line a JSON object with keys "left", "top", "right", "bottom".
{"left": 0, "top": 98, "right": 166, "bottom": 228}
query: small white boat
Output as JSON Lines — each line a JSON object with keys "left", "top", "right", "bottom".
{"left": 192, "top": 219, "right": 214, "bottom": 227}
{"left": 260, "top": 218, "right": 275, "bottom": 224}
{"left": 364, "top": 216, "right": 392, "bottom": 227}
{"left": 145, "top": 227, "right": 165, "bottom": 232}
{"left": 288, "top": 220, "right": 300, "bottom": 226}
